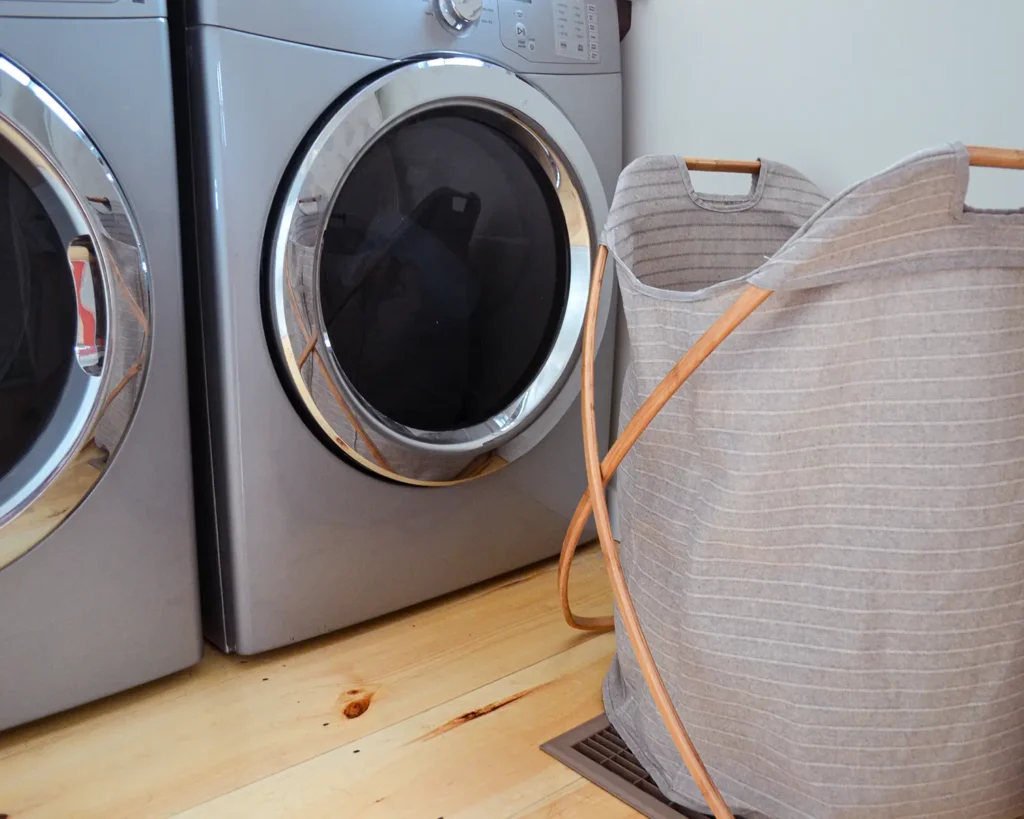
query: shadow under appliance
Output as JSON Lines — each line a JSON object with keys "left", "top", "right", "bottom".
{"left": 182, "top": 0, "right": 622, "bottom": 654}
{"left": 0, "top": 0, "right": 201, "bottom": 730}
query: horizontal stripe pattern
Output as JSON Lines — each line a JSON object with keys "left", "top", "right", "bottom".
{"left": 603, "top": 145, "right": 1024, "bottom": 819}
{"left": 605, "top": 155, "right": 827, "bottom": 294}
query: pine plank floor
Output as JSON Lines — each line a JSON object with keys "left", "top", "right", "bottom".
{"left": 0, "top": 545, "right": 637, "bottom": 818}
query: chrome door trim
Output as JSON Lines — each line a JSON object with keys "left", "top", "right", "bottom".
{"left": 268, "top": 56, "right": 608, "bottom": 486}
{"left": 0, "top": 55, "right": 151, "bottom": 567}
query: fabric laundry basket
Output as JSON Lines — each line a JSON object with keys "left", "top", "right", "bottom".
{"left": 575, "top": 143, "right": 1024, "bottom": 819}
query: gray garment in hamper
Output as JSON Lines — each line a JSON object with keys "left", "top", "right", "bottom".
{"left": 603, "top": 143, "right": 1024, "bottom": 819}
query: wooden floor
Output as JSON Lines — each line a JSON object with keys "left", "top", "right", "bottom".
{"left": 0, "top": 546, "right": 639, "bottom": 818}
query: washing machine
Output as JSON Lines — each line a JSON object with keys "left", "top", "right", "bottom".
{"left": 0, "top": 0, "right": 201, "bottom": 729}
{"left": 181, "top": 0, "right": 622, "bottom": 654}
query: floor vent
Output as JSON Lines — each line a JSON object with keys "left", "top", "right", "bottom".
{"left": 542, "top": 714, "right": 715, "bottom": 819}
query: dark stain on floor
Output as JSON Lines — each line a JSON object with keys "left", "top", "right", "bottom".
{"left": 414, "top": 683, "right": 546, "bottom": 742}
{"left": 341, "top": 688, "right": 374, "bottom": 719}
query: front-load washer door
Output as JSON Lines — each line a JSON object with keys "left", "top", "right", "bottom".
{"left": 0, "top": 54, "right": 150, "bottom": 567}
{"left": 267, "top": 56, "right": 611, "bottom": 485}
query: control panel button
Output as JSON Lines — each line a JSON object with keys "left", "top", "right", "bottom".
{"left": 552, "top": 0, "right": 598, "bottom": 61}
{"left": 499, "top": 0, "right": 600, "bottom": 64}
{"left": 434, "top": 0, "right": 484, "bottom": 33}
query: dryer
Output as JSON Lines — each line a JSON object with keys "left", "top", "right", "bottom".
{"left": 0, "top": 0, "right": 201, "bottom": 729}
{"left": 182, "top": 0, "right": 622, "bottom": 654}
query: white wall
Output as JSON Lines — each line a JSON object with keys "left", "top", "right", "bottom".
{"left": 606, "top": 0, "right": 1023, "bottom": 534}
{"left": 622, "top": 0, "right": 1024, "bottom": 206}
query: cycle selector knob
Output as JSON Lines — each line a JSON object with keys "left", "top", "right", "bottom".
{"left": 434, "top": 0, "right": 483, "bottom": 32}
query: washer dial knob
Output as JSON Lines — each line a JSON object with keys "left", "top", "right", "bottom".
{"left": 435, "top": 0, "right": 484, "bottom": 32}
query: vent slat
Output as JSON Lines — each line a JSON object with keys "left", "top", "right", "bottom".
{"left": 586, "top": 733, "right": 627, "bottom": 757}
{"left": 596, "top": 728, "right": 630, "bottom": 752}
{"left": 576, "top": 743, "right": 611, "bottom": 765}
{"left": 602, "top": 757, "right": 647, "bottom": 785}
{"left": 543, "top": 713, "right": 744, "bottom": 819}
{"left": 614, "top": 756, "right": 652, "bottom": 781}
{"left": 637, "top": 778, "right": 675, "bottom": 805}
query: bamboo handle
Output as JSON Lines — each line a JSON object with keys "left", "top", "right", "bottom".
{"left": 682, "top": 145, "right": 1024, "bottom": 176}
{"left": 684, "top": 157, "right": 762, "bottom": 174}
{"left": 966, "top": 145, "right": 1024, "bottom": 170}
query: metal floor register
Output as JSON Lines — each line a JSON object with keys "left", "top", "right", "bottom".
{"left": 542, "top": 714, "right": 719, "bottom": 819}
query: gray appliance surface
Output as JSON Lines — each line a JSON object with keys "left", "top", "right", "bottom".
{"left": 184, "top": 1, "right": 622, "bottom": 654}
{"left": 189, "top": 0, "right": 620, "bottom": 74}
{"left": 0, "top": 0, "right": 166, "bottom": 18}
{"left": 0, "top": 13, "right": 201, "bottom": 730}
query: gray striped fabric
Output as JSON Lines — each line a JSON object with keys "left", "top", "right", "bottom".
{"left": 603, "top": 143, "right": 1024, "bottom": 819}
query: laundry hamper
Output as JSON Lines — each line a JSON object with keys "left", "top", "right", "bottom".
{"left": 560, "top": 143, "right": 1024, "bottom": 819}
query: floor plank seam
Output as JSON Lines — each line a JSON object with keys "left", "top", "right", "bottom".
{"left": 165, "top": 629, "right": 609, "bottom": 816}
{"left": 508, "top": 776, "right": 589, "bottom": 818}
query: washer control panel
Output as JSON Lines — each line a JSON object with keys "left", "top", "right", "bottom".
{"left": 497, "top": 0, "right": 604, "bottom": 64}
{"left": 434, "top": 0, "right": 485, "bottom": 32}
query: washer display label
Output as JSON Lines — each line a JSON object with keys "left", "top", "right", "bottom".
{"left": 554, "top": 1, "right": 599, "bottom": 62}
{"left": 497, "top": 0, "right": 601, "bottom": 64}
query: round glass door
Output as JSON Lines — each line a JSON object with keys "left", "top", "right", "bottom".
{"left": 0, "top": 54, "right": 151, "bottom": 567}
{"left": 321, "top": 108, "right": 569, "bottom": 436}
{"left": 269, "top": 57, "right": 611, "bottom": 485}
{"left": 0, "top": 160, "right": 77, "bottom": 480}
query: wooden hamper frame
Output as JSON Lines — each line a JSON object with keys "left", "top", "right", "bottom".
{"left": 558, "top": 146, "right": 1024, "bottom": 819}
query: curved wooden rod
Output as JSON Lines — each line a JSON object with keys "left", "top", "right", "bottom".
{"left": 559, "top": 268, "right": 772, "bottom": 631}
{"left": 560, "top": 141, "right": 1024, "bottom": 630}
{"left": 579, "top": 245, "right": 741, "bottom": 818}
{"left": 284, "top": 273, "right": 391, "bottom": 469}
{"left": 559, "top": 143, "right": 1020, "bottom": 810}
{"left": 100, "top": 254, "right": 151, "bottom": 416}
